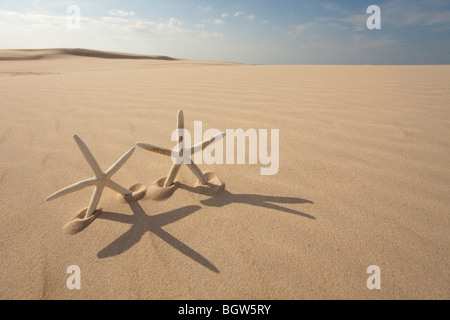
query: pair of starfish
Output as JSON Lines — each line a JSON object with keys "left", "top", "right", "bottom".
{"left": 46, "top": 110, "right": 225, "bottom": 218}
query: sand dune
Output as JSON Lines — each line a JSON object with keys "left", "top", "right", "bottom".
{"left": 0, "top": 50, "right": 448, "bottom": 300}
{"left": 0, "top": 48, "right": 178, "bottom": 61}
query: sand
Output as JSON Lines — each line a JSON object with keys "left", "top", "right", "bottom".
{"left": 0, "top": 49, "right": 448, "bottom": 300}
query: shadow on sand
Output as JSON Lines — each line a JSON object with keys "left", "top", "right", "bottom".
{"left": 97, "top": 185, "right": 314, "bottom": 273}
{"left": 97, "top": 202, "right": 219, "bottom": 273}
{"left": 179, "top": 184, "right": 315, "bottom": 220}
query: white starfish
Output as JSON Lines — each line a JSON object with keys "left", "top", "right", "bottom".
{"left": 137, "top": 110, "right": 225, "bottom": 188}
{"left": 47, "top": 135, "right": 135, "bottom": 218}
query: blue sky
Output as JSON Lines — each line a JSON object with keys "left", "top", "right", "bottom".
{"left": 0, "top": 0, "right": 449, "bottom": 64}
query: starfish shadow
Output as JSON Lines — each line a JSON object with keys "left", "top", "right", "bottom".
{"left": 179, "top": 184, "right": 315, "bottom": 220}
{"left": 97, "top": 202, "right": 219, "bottom": 273}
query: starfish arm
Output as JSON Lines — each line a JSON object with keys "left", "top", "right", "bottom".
{"left": 164, "top": 163, "right": 182, "bottom": 187}
{"left": 186, "top": 163, "right": 208, "bottom": 185}
{"left": 177, "top": 109, "right": 184, "bottom": 130}
{"left": 136, "top": 143, "right": 174, "bottom": 157}
{"left": 86, "top": 185, "right": 104, "bottom": 218}
{"left": 106, "top": 180, "right": 132, "bottom": 196}
{"left": 73, "top": 135, "right": 104, "bottom": 178}
{"left": 46, "top": 178, "right": 96, "bottom": 202}
{"left": 190, "top": 131, "right": 226, "bottom": 155}
{"left": 105, "top": 147, "right": 136, "bottom": 177}
{"left": 176, "top": 110, "right": 186, "bottom": 151}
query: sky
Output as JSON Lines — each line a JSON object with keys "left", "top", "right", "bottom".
{"left": 0, "top": 0, "right": 449, "bottom": 64}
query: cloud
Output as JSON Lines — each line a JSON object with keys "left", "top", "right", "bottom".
{"left": 233, "top": 12, "right": 257, "bottom": 21}
{"left": 308, "top": 0, "right": 450, "bottom": 35}
{"left": 423, "top": 10, "right": 450, "bottom": 26}
{"left": 0, "top": 9, "right": 189, "bottom": 40}
{"left": 200, "top": 31, "right": 224, "bottom": 39}
{"left": 123, "top": 18, "right": 186, "bottom": 34}
{"left": 108, "top": 9, "right": 135, "bottom": 17}
{"left": 213, "top": 19, "right": 225, "bottom": 25}
{"left": 373, "top": 0, "right": 450, "bottom": 29}
{"left": 329, "top": 14, "right": 368, "bottom": 31}
{"left": 435, "top": 26, "right": 450, "bottom": 33}
{"left": 333, "top": 0, "right": 450, "bottom": 29}
{"left": 198, "top": 6, "right": 212, "bottom": 11}
{"left": 322, "top": 3, "right": 335, "bottom": 11}
{"left": 287, "top": 22, "right": 318, "bottom": 36}
{"left": 321, "top": 2, "right": 347, "bottom": 14}
{"left": 168, "top": 18, "right": 183, "bottom": 26}
{"left": 222, "top": 13, "right": 229, "bottom": 18}
{"left": 0, "top": 10, "right": 68, "bottom": 30}
{"left": 102, "top": 16, "right": 127, "bottom": 23}
{"left": 352, "top": 35, "right": 363, "bottom": 45}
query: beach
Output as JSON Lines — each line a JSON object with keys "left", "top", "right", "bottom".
{"left": 0, "top": 49, "right": 448, "bottom": 299}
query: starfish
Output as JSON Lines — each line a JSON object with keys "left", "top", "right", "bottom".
{"left": 46, "top": 135, "right": 136, "bottom": 218}
{"left": 137, "top": 110, "right": 225, "bottom": 187}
